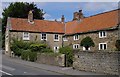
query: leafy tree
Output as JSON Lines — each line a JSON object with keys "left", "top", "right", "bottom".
{"left": 115, "top": 40, "right": 120, "bottom": 51}
{"left": 80, "top": 36, "right": 95, "bottom": 50}
{"left": 2, "top": 2, "right": 45, "bottom": 48}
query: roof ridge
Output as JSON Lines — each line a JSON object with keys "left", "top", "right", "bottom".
{"left": 85, "top": 9, "right": 119, "bottom": 18}
{"left": 10, "top": 17, "right": 62, "bottom": 23}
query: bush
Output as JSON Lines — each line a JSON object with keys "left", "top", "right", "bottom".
{"left": 30, "top": 44, "right": 47, "bottom": 52}
{"left": 21, "top": 50, "right": 37, "bottom": 62}
{"left": 80, "top": 36, "right": 95, "bottom": 50}
{"left": 42, "top": 48, "right": 53, "bottom": 53}
{"left": 14, "top": 49, "right": 23, "bottom": 57}
{"left": 115, "top": 40, "right": 120, "bottom": 51}
{"left": 59, "top": 46, "right": 73, "bottom": 67}
{"left": 21, "top": 50, "right": 30, "bottom": 60}
{"left": 29, "top": 51, "right": 37, "bottom": 62}
{"left": 10, "top": 39, "right": 32, "bottom": 56}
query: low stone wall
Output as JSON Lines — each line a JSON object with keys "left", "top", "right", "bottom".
{"left": 36, "top": 53, "right": 65, "bottom": 66}
{"left": 73, "top": 51, "right": 120, "bottom": 75}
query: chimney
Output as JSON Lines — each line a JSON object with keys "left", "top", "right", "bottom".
{"left": 78, "top": 10, "right": 84, "bottom": 20}
{"left": 73, "top": 10, "right": 84, "bottom": 21}
{"left": 28, "top": 10, "right": 33, "bottom": 23}
{"left": 73, "top": 12, "right": 79, "bottom": 20}
{"left": 61, "top": 15, "right": 65, "bottom": 23}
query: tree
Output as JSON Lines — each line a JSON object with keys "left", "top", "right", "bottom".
{"left": 115, "top": 40, "right": 120, "bottom": 51}
{"left": 2, "top": 2, "right": 45, "bottom": 48}
{"left": 80, "top": 36, "right": 95, "bottom": 50}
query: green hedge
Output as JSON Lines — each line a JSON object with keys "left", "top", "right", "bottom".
{"left": 21, "top": 50, "right": 37, "bottom": 62}
{"left": 30, "top": 44, "right": 47, "bottom": 52}
{"left": 10, "top": 39, "right": 32, "bottom": 56}
{"left": 29, "top": 51, "right": 37, "bottom": 62}
{"left": 21, "top": 50, "right": 30, "bottom": 60}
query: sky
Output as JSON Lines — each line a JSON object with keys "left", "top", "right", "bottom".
{"left": 1, "top": 2, "right": 119, "bottom": 22}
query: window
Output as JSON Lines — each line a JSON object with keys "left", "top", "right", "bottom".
{"left": 23, "top": 32, "right": 30, "bottom": 40}
{"left": 54, "top": 46, "right": 59, "bottom": 52}
{"left": 99, "top": 31, "right": 107, "bottom": 38}
{"left": 99, "top": 43, "right": 107, "bottom": 50}
{"left": 63, "top": 36, "right": 68, "bottom": 41}
{"left": 54, "top": 34, "right": 59, "bottom": 41}
{"left": 74, "top": 35, "right": 79, "bottom": 40}
{"left": 73, "top": 44, "right": 79, "bottom": 49}
{"left": 41, "top": 33, "right": 47, "bottom": 40}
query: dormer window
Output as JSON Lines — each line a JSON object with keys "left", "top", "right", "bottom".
{"left": 74, "top": 35, "right": 79, "bottom": 40}
{"left": 99, "top": 31, "right": 107, "bottom": 38}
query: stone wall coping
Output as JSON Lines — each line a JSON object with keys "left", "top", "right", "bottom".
{"left": 73, "top": 50, "right": 120, "bottom": 54}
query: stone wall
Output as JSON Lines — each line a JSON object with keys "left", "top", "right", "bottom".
{"left": 10, "top": 31, "right": 63, "bottom": 52}
{"left": 64, "top": 29, "right": 118, "bottom": 51}
{"left": 73, "top": 50, "right": 119, "bottom": 75}
{"left": 36, "top": 53, "right": 65, "bottom": 66}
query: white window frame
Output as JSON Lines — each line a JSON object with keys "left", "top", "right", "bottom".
{"left": 99, "top": 31, "right": 107, "bottom": 38}
{"left": 63, "top": 36, "right": 68, "bottom": 41}
{"left": 99, "top": 43, "right": 107, "bottom": 50}
{"left": 23, "top": 32, "right": 30, "bottom": 40}
{"left": 73, "top": 44, "right": 79, "bottom": 49}
{"left": 54, "top": 34, "right": 59, "bottom": 41}
{"left": 41, "top": 33, "right": 47, "bottom": 41}
{"left": 83, "top": 47, "right": 90, "bottom": 51}
{"left": 54, "top": 46, "right": 59, "bottom": 53}
{"left": 74, "top": 35, "right": 79, "bottom": 40}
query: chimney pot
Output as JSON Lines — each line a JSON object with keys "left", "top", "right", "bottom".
{"left": 61, "top": 15, "right": 65, "bottom": 23}
{"left": 79, "top": 10, "right": 82, "bottom": 12}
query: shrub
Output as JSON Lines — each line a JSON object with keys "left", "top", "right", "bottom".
{"left": 10, "top": 39, "right": 32, "bottom": 56}
{"left": 59, "top": 46, "right": 73, "bottom": 67}
{"left": 21, "top": 50, "right": 30, "bottom": 60}
{"left": 29, "top": 51, "right": 37, "bottom": 62}
{"left": 42, "top": 48, "right": 53, "bottom": 53}
{"left": 80, "top": 36, "right": 95, "bottom": 50}
{"left": 115, "top": 40, "right": 120, "bottom": 51}
{"left": 14, "top": 49, "right": 23, "bottom": 57}
{"left": 30, "top": 44, "right": 47, "bottom": 52}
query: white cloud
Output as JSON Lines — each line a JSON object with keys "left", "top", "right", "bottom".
{"left": 43, "top": 13, "right": 51, "bottom": 19}
{"left": 44, "top": 13, "right": 61, "bottom": 21}
{"left": 83, "top": 2, "right": 118, "bottom": 12}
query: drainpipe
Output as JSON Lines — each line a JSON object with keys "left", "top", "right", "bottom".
{"left": 62, "top": 23, "right": 66, "bottom": 47}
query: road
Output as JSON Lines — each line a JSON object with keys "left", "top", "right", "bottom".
{"left": 1, "top": 55, "right": 62, "bottom": 76}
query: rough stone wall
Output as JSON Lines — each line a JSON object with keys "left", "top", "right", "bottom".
{"left": 64, "top": 29, "right": 118, "bottom": 51}
{"left": 36, "top": 53, "right": 65, "bottom": 66}
{"left": 10, "top": 32, "right": 63, "bottom": 51}
{"left": 73, "top": 51, "right": 119, "bottom": 75}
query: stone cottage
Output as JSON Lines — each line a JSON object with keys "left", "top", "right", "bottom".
{"left": 5, "top": 9, "right": 120, "bottom": 56}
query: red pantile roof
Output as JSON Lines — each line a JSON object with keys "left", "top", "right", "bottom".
{"left": 10, "top": 18, "right": 65, "bottom": 33}
{"left": 65, "top": 9, "right": 119, "bottom": 35}
{"left": 10, "top": 9, "right": 119, "bottom": 34}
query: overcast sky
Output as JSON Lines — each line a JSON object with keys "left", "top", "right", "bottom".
{"left": 1, "top": 2, "right": 118, "bottom": 22}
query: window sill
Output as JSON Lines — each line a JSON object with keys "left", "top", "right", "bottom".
{"left": 23, "top": 38, "right": 30, "bottom": 41}
{"left": 99, "top": 36, "right": 107, "bottom": 38}
{"left": 54, "top": 40, "right": 59, "bottom": 42}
